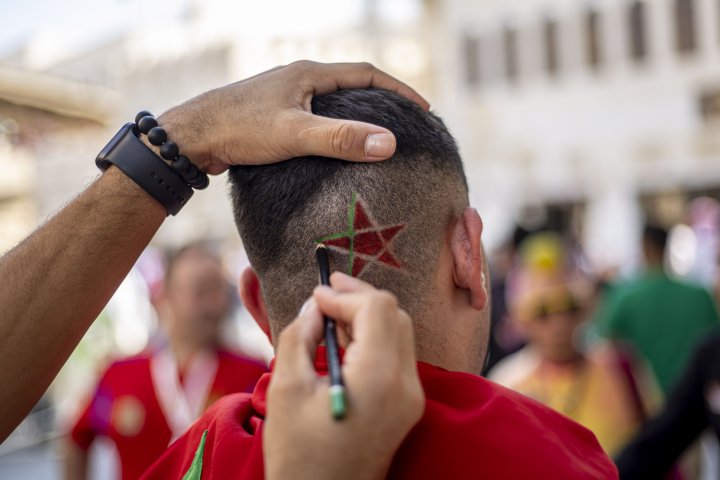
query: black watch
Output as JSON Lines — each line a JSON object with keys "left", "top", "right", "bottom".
{"left": 96, "top": 123, "right": 193, "bottom": 216}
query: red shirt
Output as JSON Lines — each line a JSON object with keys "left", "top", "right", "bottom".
{"left": 141, "top": 348, "right": 618, "bottom": 479}
{"left": 70, "top": 350, "right": 268, "bottom": 480}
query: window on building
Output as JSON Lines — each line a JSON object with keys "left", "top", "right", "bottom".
{"left": 462, "top": 35, "right": 481, "bottom": 87}
{"left": 585, "top": 8, "right": 602, "bottom": 68}
{"left": 628, "top": 1, "right": 648, "bottom": 62}
{"left": 544, "top": 17, "right": 560, "bottom": 76}
{"left": 699, "top": 90, "right": 720, "bottom": 124}
{"left": 675, "top": 0, "right": 696, "bottom": 54}
{"left": 504, "top": 26, "right": 519, "bottom": 83}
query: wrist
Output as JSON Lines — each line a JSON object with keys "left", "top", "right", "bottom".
{"left": 100, "top": 166, "right": 166, "bottom": 220}
{"left": 96, "top": 120, "right": 198, "bottom": 215}
{"left": 156, "top": 103, "right": 212, "bottom": 172}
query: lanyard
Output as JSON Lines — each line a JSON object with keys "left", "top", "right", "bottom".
{"left": 150, "top": 348, "right": 218, "bottom": 443}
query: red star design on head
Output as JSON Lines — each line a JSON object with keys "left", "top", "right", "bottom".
{"left": 317, "top": 195, "right": 406, "bottom": 277}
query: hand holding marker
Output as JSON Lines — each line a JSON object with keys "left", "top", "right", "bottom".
{"left": 315, "top": 243, "right": 347, "bottom": 420}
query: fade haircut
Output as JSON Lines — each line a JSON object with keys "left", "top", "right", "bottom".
{"left": 229, "top": 89, "right": 469, "bottom": 340}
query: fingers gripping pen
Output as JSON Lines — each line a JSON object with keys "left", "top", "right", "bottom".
{"left": 315, "top": 244, "right": 347, "bottom": 420}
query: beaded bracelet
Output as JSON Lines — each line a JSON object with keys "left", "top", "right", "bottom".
{"left": 134, "top": 111, "right": 210, "bottom": 190}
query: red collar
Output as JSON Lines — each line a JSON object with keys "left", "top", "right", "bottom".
{"left": 251, "top": 346, "right": 444, "bottom": 417}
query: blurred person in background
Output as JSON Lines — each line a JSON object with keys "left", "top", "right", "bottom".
{"left": 594, "top": 224, "right": 720, "bottom": 395}
{"left": 63, "top": 244, "right": 268, "bottom": 480}
{"left": 685, "top": 197, "right": 720, "bottom": 289}
{"left": 491, "top": 232, "right": 660, "bottom": 456}
{"left": 615, "top": 330, "right": 720, "bottom": 479}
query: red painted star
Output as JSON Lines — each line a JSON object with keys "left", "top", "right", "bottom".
{"left": 317, "top": 195, "right": 406, "bottom": 277}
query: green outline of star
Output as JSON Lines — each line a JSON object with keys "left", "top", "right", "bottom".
{"left": 315, "top": 192, "right": 357, "bottom": 275}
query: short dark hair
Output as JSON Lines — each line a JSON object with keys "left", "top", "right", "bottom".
{"left": 229, "top": 89, "right": 468, "bottom": 338}
{"left": 643, "top": 224, "right": 668, "bottom": 253}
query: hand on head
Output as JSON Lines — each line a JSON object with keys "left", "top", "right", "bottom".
{"left": 157, "top": 61, "right": 430, "bottom": 174}
{"left": 0, "top": 61, "right": 428, "bottom": 444}
{"left": 263, "top": 272, "right": 425, "bottom": 480}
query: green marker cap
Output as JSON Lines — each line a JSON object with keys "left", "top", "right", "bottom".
{"left": 329, "top": 385, "right": 347, "bottom": 420}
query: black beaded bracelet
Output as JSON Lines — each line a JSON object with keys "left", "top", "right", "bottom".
{"left": 134, "top": 111, "right": 210, "bottom": 190}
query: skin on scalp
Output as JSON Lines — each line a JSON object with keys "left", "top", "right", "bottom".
{"left": 228, "top": 89, "right": 469, "bottom": 345}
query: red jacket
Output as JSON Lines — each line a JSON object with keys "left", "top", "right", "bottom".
{"left": 71, "top": 350, "right": 268, "bottom": 480}
{"left": 141, "top": 348, "right": 617, "bottom": 479}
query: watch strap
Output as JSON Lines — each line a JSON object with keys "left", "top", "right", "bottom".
{"left": 96, "top": 123, "right": 193, "bottom": 216}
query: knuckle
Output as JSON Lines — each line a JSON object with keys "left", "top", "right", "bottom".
{"left": 358, "top": 61, "right": 375, "bottom": 72}
{"left": 330, "top": 123, "right": 358, "bottom": 156}
{"left": 290, "top": 59, "right": 313, "bottom": 71}
{"left": 375, "top": 290, "right": 399, "bottom": 310}
{"left": 287, "top": 60, "right": 315, "bottom": 82}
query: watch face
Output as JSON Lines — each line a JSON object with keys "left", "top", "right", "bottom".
{"left": 96, "top": 123, "right": 135, "bottom": 169}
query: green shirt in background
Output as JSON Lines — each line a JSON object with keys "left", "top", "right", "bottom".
{"left": 595, "top": 269, "right": 720, "bottom": 393}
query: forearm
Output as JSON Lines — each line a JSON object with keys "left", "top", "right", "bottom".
{"left": 0, "top": 166, "right": 164, "bottom": 440}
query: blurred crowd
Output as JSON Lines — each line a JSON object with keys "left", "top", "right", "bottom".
{"left": 485, "top": 197, "right": 720, "bottom": 479}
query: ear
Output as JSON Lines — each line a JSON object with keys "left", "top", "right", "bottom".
{"left": 239, "top": 267, "right": 272, "bottom": 343}
{"left": 450, "top": 207, "right": 488, "bottom": 311}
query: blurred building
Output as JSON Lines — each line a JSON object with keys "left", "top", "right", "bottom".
{"left": 0, "top": 65, "right": 123, "bottom": 251}
{"left": 0, "top": 0, "right": 432, "bottom": 251}
{"left": 434, "top": 0, "right": 720, "bottom": 272}
{"left": 0, "top": 95, "right": 36, "bottom": 254}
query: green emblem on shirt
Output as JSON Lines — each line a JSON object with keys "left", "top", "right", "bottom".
{"left": 182, "top": 429, "right": 208, "bottom": 480}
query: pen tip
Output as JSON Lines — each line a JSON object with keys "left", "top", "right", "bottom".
{"left": 316, "top": 243, "right": 327, "bottom": 251}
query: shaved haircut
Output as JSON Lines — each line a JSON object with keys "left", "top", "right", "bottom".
{"left": 229, "top": 89, "right": 469, "bottom": 340}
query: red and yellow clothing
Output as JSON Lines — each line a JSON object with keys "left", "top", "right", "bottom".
{"left": 141, "top": 348, "right": 617, "bottom": 479}
{"left": 70, "top": 349, "right": 267, "bottom": 480}
{"left": 491, "top": 347, "right": 661, "bottom": 456}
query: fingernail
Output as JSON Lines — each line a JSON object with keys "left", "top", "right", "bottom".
{"left": 299, "top": 299, "right": 313, "bottom": 315}
{"left": 365, "top": 133, "right": 395, "bottom": 159}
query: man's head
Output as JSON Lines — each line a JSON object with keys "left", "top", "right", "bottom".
{"left": 507, "top": 233, "right": 590, "bottom": 363}
{"left": 642, "top": 223, "right": 668, "bottom": 267}
{"left": 230, "top": 89, "right": 489, "bottom": 373}
{"left": 160, "top": 245, "right": 230, "bottom": 349}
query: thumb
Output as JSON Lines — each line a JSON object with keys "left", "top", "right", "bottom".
{"left": 294, "top": 113, "right": 397, "bottom": 162}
